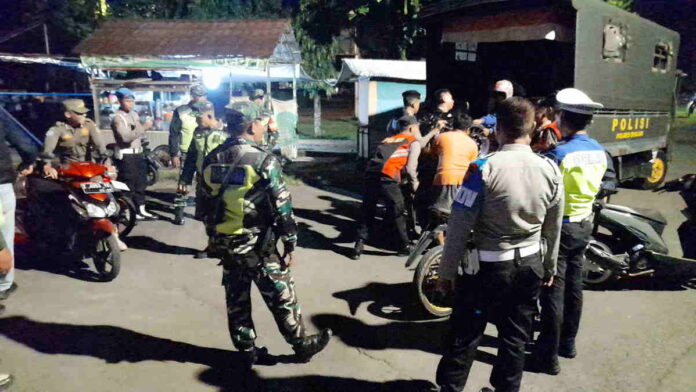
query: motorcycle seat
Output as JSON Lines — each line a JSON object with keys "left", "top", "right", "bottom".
{"left": 604, "top": 204, "right": 666, "bottom": 225}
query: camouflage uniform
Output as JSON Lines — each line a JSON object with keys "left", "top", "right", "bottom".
{"left": 201, "top": 136, "right": 304, "bottom": 350}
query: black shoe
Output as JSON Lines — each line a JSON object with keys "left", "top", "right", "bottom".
{"left": 350, "top": 240, "right": 364, "bottom": 260}
{"left": 479, "top": 388, "right": 495, "bottom": 392}
{"left": 194, "top": 249, "right": 209, "bottom": 259}
{"left": 241, "top": 346, "right": 268, "bottom": 369}
{"left": 0, "top": 282, "right": 18, "bottom": 301}
{"left": 173, "top": 216, "right": 185, "bottom": 226}
{"left": 293, "top": 328, "right": 332, "bottom": 363}
{"left": 528, "top": 357, "right": 561, "bottom": 375}
{"left": 397, "top": 245, "right": 413, "bottom": 257}
{"left": 559, "top": 344, "right": 577, "bottom": 359}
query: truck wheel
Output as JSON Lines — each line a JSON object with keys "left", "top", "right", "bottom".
{"left": 639, "top": 151, "right": 668, "bottom": 190}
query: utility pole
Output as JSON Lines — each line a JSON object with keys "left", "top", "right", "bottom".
{"left": 43, "top": 23, "right": 50, "bottom": 91}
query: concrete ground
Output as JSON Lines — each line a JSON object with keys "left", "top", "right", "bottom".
{"left": 1, "top": 149, "right": 695, "bottom": 391}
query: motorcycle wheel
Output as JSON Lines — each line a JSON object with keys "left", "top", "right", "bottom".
{"left": 114, "top": 195, "right": 137, "bottom": 238}
{"left": 152, "top": 145, "right": 173, "bottom": 169}
{"left": 583, "top": 240, "right": 615, "bottom": 286}
{"left": 93, "top": 234, "right": 121, "bottom": 282}
{"left": 146, "top": 164, "right": 159, "bottom": 187}
{"left": 414, "top": 245, "right": 453, "bottom": 318}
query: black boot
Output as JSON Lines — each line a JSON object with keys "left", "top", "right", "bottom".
{"left": 350, "top": 240, "right": 364, "bottom": 260}
{"left": 293, "top": 329, "right": 332, "bottom": 363}
{"left": 241, "top": 346, "right": 268, "bottom": 369}
{"left": 559, "top": 343, "right": 577, "bottom": 359}
{"left": 527, "top": 355, "right": 561, "bottom": 375}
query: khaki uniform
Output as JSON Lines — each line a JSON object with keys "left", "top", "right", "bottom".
{"left": 43, "top": 119, "right": 106, "bottom": 166}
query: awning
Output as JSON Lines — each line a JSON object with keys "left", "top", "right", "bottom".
{"left": 442, "top": 9, "right": 574, "bottom": 44}
{"left": 336, "top": 59, "right": 426, "bottom": 83}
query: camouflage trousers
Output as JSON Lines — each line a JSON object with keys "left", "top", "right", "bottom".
{"left": 222, "top": 251, "right": 306, "bottom": 350}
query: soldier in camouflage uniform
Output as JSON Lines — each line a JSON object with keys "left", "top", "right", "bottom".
{"left": 200, "top": 108, "right": 331, "bottom": 366}
{"left": 226, "top": 89, "right": 279, "bottom": 149}
{"left": 176, "top": 102, "right": 229, "bottom": 246}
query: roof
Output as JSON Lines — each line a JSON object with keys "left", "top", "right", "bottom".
{"left": 74, "top": 19, "right": 298, "bottom": 61}
{"left": 336, "top": 59, "right": 426, "bottom": 83}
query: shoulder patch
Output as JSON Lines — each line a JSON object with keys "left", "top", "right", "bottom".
{"left": 453, "top": 157, "right": 488, "bottom": 209}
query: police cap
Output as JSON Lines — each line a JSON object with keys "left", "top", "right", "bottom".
{"left": 115, "top": 87, "right": 135, "bottom": 100}
{"left": 556, "top": 88, "right": 603, "bottom": 115}
{"left": 62, "top": 99, "right": 90, "bottom": 114}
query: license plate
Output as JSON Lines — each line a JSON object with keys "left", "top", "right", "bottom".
{"left": 80, "top": 182, "right": 113, "bottom": 194}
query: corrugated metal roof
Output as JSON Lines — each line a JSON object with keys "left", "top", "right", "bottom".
{"left": 74, "top": 19, "right": 293, "bottom": 59}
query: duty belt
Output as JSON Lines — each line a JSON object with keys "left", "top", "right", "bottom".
{"left": 115, "top": 147, "right": 143, "bottom": 159}
{"left": 478, "top": 243, "right": 540, "bottom": 262}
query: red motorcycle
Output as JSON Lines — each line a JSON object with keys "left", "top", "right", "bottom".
{"left": 21, "top": 161, "right": 123, "bottom": 281}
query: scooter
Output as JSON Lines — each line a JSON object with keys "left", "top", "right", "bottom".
{"left": 22, "top": 161, "right": 124, "bottom": 281}
{"left": 582, "top": 184, "right": 696, "bottom": 287}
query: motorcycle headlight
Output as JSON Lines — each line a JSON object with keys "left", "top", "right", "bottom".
{"left": 85, "top": 203, "right": 107, "bottom": 218}
{"left": 105, "top": 200, "right": 119, "bottom": 217}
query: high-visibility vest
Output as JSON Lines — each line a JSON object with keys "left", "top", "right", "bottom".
{"left": 366, "top": 133, "right": 416, "bottom": 181}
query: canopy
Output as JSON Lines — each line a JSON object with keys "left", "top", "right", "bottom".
{"left": 336, "top": 59, "right": 426, "bottom": 83}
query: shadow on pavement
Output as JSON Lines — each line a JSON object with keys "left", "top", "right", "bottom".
{"left": 310, "top": 313, "right": 498, "bottom": 364}
{"left": 198, "top": 368, "right": 435, "bottom": 392}
{"left": 0, "top": 316, "right": 435, "bottom": 391}
{"left": 124, "top": 235, "right": 199, "bottom": 256}
{"left": 13, "top": 242, "right": 114, "bottom": 282}
{"left": 333, "top": 282, "right": 432, "bottom": 321}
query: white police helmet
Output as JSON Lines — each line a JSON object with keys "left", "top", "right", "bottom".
{"left": 556, "top": 88, "right": 603, "bottom": 115}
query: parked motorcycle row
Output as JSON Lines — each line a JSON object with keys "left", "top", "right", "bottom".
{"left": 407, "top": 174, "right": 696, "bottom": 318}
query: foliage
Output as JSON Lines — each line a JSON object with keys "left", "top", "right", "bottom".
{"left": 606, "top": 0, "right": 634, "bottom": 11}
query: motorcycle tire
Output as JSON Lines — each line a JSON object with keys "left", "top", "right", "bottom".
{"left": 414, "top": 245, "right": 453, "bottom": 318}
{"left": 583, "top": 239, "right": 615, "bottom": 287}
{"left": 114, "top": 195, "right": 137, "bottom": 238}
{"left": 146, "top": 164, "right": 159, "bottom": 187}
{"left": 93, "top": 234, "right": 121, "bottom": 282}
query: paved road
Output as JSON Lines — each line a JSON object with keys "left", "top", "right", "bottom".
{"left": 1, "top": 159, "right": 695, "bottom": 392}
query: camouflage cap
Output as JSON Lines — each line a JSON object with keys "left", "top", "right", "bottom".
{"left": 62, "top": 99, "right": 90, "bottom": 114}
{"left": 190, "top": 84, "right": 207, "bottom": 97}
{"left": 191, "top": 101, "right": 214, "bottom": 116}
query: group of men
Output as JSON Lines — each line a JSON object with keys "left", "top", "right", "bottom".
{"left": 354, "top": 81, "right": 613, "bottom": 392}
{"left": 1, "top": 75, "right": 613, "bottom": 391}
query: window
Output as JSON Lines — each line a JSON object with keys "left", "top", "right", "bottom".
{"left": 455, "top": 42, "right": 477, "bottom": 63}
{"left": 653, "top": 43, "right": 670, "bottom": 72}
{"left": 603, "top": 22, "right": 627, "bottom": 62}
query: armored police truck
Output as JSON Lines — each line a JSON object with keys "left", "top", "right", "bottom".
{"left": 423, "top": 0, "right": 681, "bottom": 188}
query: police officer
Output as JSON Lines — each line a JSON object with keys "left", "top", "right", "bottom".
{"left": 176, "top": 102, "right": 229, "bottom": 231}
{"left": 473, "top": 79, "right": 514, "bottom": 136}
{"left": 352, "top": 115, "right": 424, "bottom": 260}
{"left": 43, "top": 99, "right": 107, "bottom": 166}
{"left": 434, "top": 97, "right": 563, "bottom": 392}
{"left": 200, "top": 109, "right": 331, "bottom": 367}
{"left": 169, "top": 84, "right": 207, "bottom": 168}
{"left": 531, "top": 88, "right": 607, "bottom": 374}
{"left": 111, "top": 87, "right": 154, "bottom": 220}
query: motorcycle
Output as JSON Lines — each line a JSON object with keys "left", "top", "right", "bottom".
{"left": 142, "top": 140, "right": 161, "bottom": 186}
{"left": 405, "top": 224, "right": 453, "bottom": 317}
{"left": 22, "top": 161, "right": 124, "bottom": 281}
{"left": 660, "top": 174, "right": 696, "bottom": 259}
{"left": 582, "top": 182, "right": 696, "bottom": 287}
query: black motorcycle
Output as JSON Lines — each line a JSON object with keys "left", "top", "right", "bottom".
{"left": 657, "top": 174, "right": 695, "bottom": 259}
{"left": 582, "top": 182, "right": 696, "bottom": 287}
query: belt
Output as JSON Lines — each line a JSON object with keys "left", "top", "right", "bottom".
{"left": 562, "top": 214, "right": 593, "bottom": 223}
{"left": 119, "top": 147, "right": 143, "bottom": 154}
{"left": 478, "top": 243, "right": 540, "bottom": 262}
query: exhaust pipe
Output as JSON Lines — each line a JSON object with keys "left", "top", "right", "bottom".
{"left": 586, "top": 245, "right": 630, "bottom": 272}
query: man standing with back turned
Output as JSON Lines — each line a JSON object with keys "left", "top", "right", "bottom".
{"left": 531, "top": 88, "right": 607, "bottom": 375}
{"left": 435, "top": 97, "right": 564, "bottom": 392}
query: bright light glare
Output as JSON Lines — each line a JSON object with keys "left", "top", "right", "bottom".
{"left": 202, "top": 68, "right": 225, "bottom": 90}
{"left": 545, "top": 30, "right": 556, "bottom": 40}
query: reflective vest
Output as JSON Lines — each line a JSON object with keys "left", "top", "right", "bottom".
{"left": 366, "top": 133, "right": 416, "bottom": 181}
{"left": 177, "top": 106, "right": 198, "bottom": 153}
{"left": 192, "top": 127, "right": 229, "bottom": 174}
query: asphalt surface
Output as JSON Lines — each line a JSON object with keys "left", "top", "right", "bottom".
{"left": 1, "top": 155, "right": 695, "bottom": 392}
